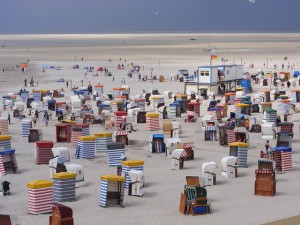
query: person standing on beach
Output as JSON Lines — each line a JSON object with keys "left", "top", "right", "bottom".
{"left": 32, "top": 114, "right": 37, "bottom": 127}
{"left": 66, "top": 81, "right": 69, "bottom": 88}
{"left": 112, "top": 77, "right": 115, "bottom": 82}
{"left": 81, "top": 80, "right": 83, "bottom": 87}
{"left": 24, "top": 79, "right": 27, "bottom": 87}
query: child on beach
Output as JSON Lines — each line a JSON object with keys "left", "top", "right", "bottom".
{"left": 260, "top": 151, "right": 265, "bottom": 158}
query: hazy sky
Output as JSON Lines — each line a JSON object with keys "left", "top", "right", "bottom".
{"left": 0, "top": 0, "right": 299, "bottom": 33}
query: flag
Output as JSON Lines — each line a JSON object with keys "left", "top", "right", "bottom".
{"left": 210, "top": 48, "right": 218, "bottom": 60}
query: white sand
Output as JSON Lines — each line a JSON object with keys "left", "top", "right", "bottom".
{"left": 0, "top": 33, "right": 300, "bottom": 225}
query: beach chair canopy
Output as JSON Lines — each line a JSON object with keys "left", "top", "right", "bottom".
{"left": 221, "top": 156, "right": 237, "bottom": 171}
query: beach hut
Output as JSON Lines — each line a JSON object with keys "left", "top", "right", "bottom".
{"left": 115, "top": 131, "right": 129, "bottom": 145}
{"left": 180, "top": 142, "right": 194, "bottom": 160}
{"left": 94, "top": 132, "right": 113, "bottom": 153}
{"left": 255, "top": 159, "right": 276, "bottom": 196}
{"left": 262, "top": 90, "right": 271, "bottom": 102}
{"left": 149, "top": 134, "right": 165, "bottom": 153}
{"left": 94, "top": 84, "right": 104, "bottom": 94}
{"left": 229, "top": 142, "right": 249, "bottom": 167}
{"left": 0, "top": 135, "right": 11, "bottom": 149}
{"left": 74, "top": 124, "right": 89, "bottom": 136}
{"left": 65, "top": 164, "right": 85, "bottom": 188}
{"left": 55, "top": 124, "right": 71, "bottom": 143}
{"left": 221, "top": 156, "right": 238, "bottom": 178}
{"left": 75, "top": 136, "right": 96, "bottom": 159}
{"left": 97, "top": 103, "right": 111, "bottom": 115}
{"left": 215, "top": 103, "right": 227, "bottom": 118}
{"left": 218, "top": 125, "right": 235, "bottom": 146}
{"left": 27, "top": 180, "right": 53, "bottom": 214}
{"left": 128, "top": 170, "right": 145, "bottom": 197}
{"left": 52, "top": 147, "right": 70, "bottom": 162}
{"left": 240, "top": 79, "right": 252, "bottom": 94}
{"left": 112, "top": 87, "right": 125, "bottom": 98}
{"left": 22, "top": 119, "right": 32, "bottom": 137}
{"left": 115, "top": 95, "right": 127, "bottom": 103}
{"left": 235, "top": 103, "right": 250, "bottom": 118}
{"left": 251, "top": 102, "right": 259, "bottom": 113}
{"left": 276, "top": 132, "right": 293, "bottom": 147}
{"left": 13, "top": 102, "right": 25, "bottom": 118}
{"left": 261, "top": 122, "right": 276, "bottom": 140}
{"left": 163, "top": 120, "right": 173, "bottom": 138}
{"left": 174, "top": 93, "right": 187, "bottom": 101}
{"left": 272, "top": 147, "right": 292, "bottom": 173}
{"left": 26, "top": 97, "right": 34, "bottom": 109}
{"left": 150, "top": 95, "right": 164, "bottom": 111}
{"left": 47, "top": 100, "right": 56, "bottom": 111}
{"left": 171, "top": 149, "right": 186, "bottom": 170}
{"left": 49, "top": 156, "right": 67, "bottom": 179}
{"left": 35, "top": 141, "right": 54, "bottom": 165}
{"left": 49, "top": 203, "right": 74, "bottom": 225}
{"left": 174, "top": 98, "right": 186, "bottom": 113}
{"left": 2, "top": 96, "right": 10, "bottom": 108}
{"left": 20, "top": 90, "right": 29, "bottom": 103}
{"left": 225, "top": 92, "right": 235, "bottom": 105}
{"left": 28, "top": 128, "right": 43, "bottom": 142}
{"left": 53, "top": 172, "right": 76, "bottom": 202}
{"left": 187, "top": 102, "right": 200, "bottom": 117}
{"left": 201, "top": 162, "right": 218, "bottom": 186}
{"left": 146, "top": 112, "right": 160, "bottom": 131}
{"left": 71, "top": 99, "right": 81, "bottom": 111}
{"left": 291, "top": 90, "right": 300, "bottom": 102}
{"left": 114, "top": 111, "right": 127, "bottom": 128}
{"left": 280, "top": 99, "right": 291, "bottom": 115}
{"left": 0, "top": 149, "right": 18, "bottom": 175}
{"left": 70, "top": 126, "right": 82, "bottom": 147}
{"left": 136, "top": 98, "right": 146, "bottom": 111}
{"left": 169, "top": 102, "right": 181, "bottom": 118}
{"left": 266, "top": 109, "right": 277, "bottom": 123}
{"left": 204, "top": 125, "right": 218, "bottom": 141}
{"left": 165, "top": 137, "right": 181, "bottom": 156}
{"left": 32, "top": 91, "right": 42, "bottom": 102}
{"left": 99, "top": 175, "right": 125, "bottom": 208}
{"left": 181, "top": 185, "right": 211, "bottom": 216}
{"left": 164, "top": 91, "right": 172, "bottom": 99}
{"left": 121, "top": 160, "right": 144, "bottom": 188}
{"left": 278, "top": 122, "right": 293, "bottom": 133}
{"left": 137, "top": 111, "right": 147, "bottom": 123}
{"left": 0, "top": 117, "right": 8, "bottom": 134}
{"left": 107, "top": 142, "right": 125, "bottom": 167}
{"left": 55, "top": 102, "right": 67, "bottom": 116}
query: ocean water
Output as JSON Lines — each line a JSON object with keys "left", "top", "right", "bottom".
{"left": 0, "top": 33, "right": 299, "bottom": 47}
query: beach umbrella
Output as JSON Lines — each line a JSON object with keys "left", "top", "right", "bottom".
{"left": 41, "top": 65, "right": 47, "bottom": 69}
{"left": 84, "top": 66, "right": 89, "bottom": 69}
{"left": 22, "top": 63, "right": 27, "bottom": 68}
{"left": 97, "top": 67, "right": 103, "bottom": 72}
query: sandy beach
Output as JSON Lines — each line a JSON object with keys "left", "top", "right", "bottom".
{"left": 0, "top": 33, "right": 300, "bottom": 225}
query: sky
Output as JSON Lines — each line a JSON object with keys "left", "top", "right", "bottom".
{"left": 0, "top": 0, "right": 299, "bottom": 33}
